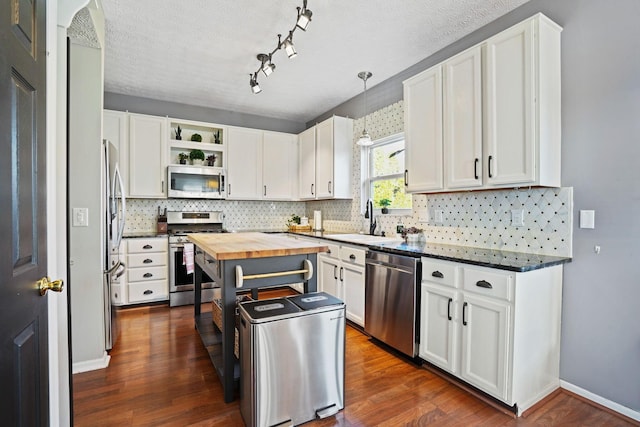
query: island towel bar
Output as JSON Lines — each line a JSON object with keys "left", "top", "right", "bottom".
{"left": 235, "top": 259, "right": 314, "bottom": 288}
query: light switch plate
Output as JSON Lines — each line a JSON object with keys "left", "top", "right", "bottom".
{"left": 580, "top": 210, "right": 595, "bottom": 229}
{"left": 73, "top": 207, "right": 89, "bottom": 227}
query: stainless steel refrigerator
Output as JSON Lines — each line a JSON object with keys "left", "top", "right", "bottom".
{"left": 103, "top": 139, "right": 127, "bottom": 351}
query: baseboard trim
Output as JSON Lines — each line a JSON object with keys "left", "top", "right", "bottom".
{"left": 560, "top": 380, "right": 640, "bottom": 424}
{"left": 72, "top": 352, "right": 111, "bottom": 374}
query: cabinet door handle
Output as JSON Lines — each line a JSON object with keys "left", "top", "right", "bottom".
{"left": 462, "top": 302, "right": 468, "bottom": 326}
{"left": 339, "top": 266, "right": 344, "bottom": 281}
{"left": 488, "top": 155, "right": 493, "bottom": 178}
{"left": 143, "top": 289, "right": 153, "bottom": 295}
{"left": 328, "top": 181, "right": 332, "bottom": 194}
{"left": 476, "top": 280, "right": 493, "bottom": 289}
{"left": 143, "top": 244, "right": 153, "bottom": 249}
{"left": 143, "top": 258, "right": 153, "bottom": 264}
{"left": 404, "top": 170, "right": 409, "bottom": 186}
{"left": 349, "top": 254, "right": 356, "bottom": 261}
{"left": 311, "top": 183, "right": 314, "bottom": 196}
{"left": 263, "top": 185, "right": 267, "bottom": 197}
{"left": 447, "top": 298, "right": 452, "bottom": 321}
{"left": 228, "top": 184, "right": 231, "bottom": 195}
{"left": 143, "top": 273, "right": 153, "bottom": 278}
{"left": 474, "top": 158, "right": 479, "bottom": 180}
{"left": 431, "top": 270, "right": 444, "bottom": 279}
{"left": 333, "top": 265, "right": 338, "bottom": 280}
{"left": 327, "top": 249, "right": 331, "bottom": 254}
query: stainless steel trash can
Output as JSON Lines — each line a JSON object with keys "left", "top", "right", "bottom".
{"left": 239, "top": 292, "right": 345, "bottom": 427}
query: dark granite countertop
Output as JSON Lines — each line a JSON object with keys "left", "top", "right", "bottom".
{"left": 123, "top": 231, "right": 168, "bottom": 239}
{"left": 288, "top": 231, "right": 571, "bottom": 272}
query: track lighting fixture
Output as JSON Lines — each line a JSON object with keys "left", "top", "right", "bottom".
{"left": 356, "top": 71, "right": 373, "bottom": 146}
{"left": 248, "top": 1, "right": 312, "bottom": 93}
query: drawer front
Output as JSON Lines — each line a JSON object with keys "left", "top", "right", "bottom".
{"left": 128, "top": 265, "right": 167, "bottom": 282}
{"left": 111, "top": 283, "right": 126, "bottom": 306}
{"left": 128, "top": 280, "right": 168, "bottom": 303}
{"left": 127, "top": 252, "right": 167, "bottom": 268}
{"left": 462, "top": 266, "right": 513, "bottom": 301}
{"left": 324, "top": 243, "right": 341, "bottom": 259}
{"left": 421, "top": 258, "right": 458, "bottom": 288}
{"left": 127, "top": 237, "right": 167, "bottom": 253}
{"left": 340, "top": 245, "right": 365, "bottom": 266}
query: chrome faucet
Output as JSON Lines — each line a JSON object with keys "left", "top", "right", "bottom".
{"left": 364, "top": 199, "right": 377, "bottom": 235}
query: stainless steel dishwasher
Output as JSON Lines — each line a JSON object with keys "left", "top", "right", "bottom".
{"left": 365, "top": 250, "right": 420, "bottom": 357}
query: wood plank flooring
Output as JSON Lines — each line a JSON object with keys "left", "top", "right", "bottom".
{"left": 73, "top": 290, "right": 637, "bottom": 426}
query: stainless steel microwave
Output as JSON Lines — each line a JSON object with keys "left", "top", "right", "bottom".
{"left": 167, "top": 165, "right": 226, "bottom": 199}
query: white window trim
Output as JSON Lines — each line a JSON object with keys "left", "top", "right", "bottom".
{"left": 361, "top": 132, "right": 411, "bottom": 216}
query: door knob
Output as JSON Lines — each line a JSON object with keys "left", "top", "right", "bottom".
{"left": 38, "top": 276, "right": 64, "bottom": 296}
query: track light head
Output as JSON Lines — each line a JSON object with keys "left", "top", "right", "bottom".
{"left": 284, "top": 32, "right": 297, "bottom": 58}
{"left": 258, "top": 53, "right": 275, "bottom": 77}
{"left": 296, "top": 5, "right": 312, "bottom": 30}
{"left": 249, "top": 73, "right": 261, "bottom": 94}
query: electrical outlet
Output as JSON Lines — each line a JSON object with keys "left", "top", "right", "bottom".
{"left": 511, "top": 209, "right": 524, "bottom": 227}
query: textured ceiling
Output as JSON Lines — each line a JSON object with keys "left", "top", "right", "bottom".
{"left": 102, "top": 0, "right": 529, "bottom": 123}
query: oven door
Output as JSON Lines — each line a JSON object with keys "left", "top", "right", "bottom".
{"left": 169, "top": 243, "right": 214, "bottom": 292}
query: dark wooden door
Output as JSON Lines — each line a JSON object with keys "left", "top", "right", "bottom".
{"left": 0, "top": 0, "right": 50, "bottom": 425}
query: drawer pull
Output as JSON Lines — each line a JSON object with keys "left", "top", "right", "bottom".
{"left": 327, "top": 249, "right": 331, "bottom": 254}
{"left": 206, "top": 259, "right": 215, "bottom": 264}
{"left": 349, "top": 254, "right": 356, "bottom": 261}
{"left": 143, "top": 259, "right": 153, "bottom": 264}
{"left": 196, "top": 250, "right": 203, "bottom": 255}
{"left": 447, "top": 298, "right": 452, "bottom": 321}
{"left": 462, "top": 302, "right": 468, "bottom": 326}
{"left": 143, "top": 289, "right": 153, "bottom": 295}
{"left": 476, "top": 280, "right": 493, "bottom": 289}
{"left": 143, "top": 244, "right": 153, "bottom": 249}
{"left": 143, "top": 273, "right": 153, "bottom": 278}
{"left": 431, "top": 271, "right": 444, "bottom": 279}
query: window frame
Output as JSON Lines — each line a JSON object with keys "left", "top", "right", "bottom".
{"left": 361, "top": 132, "right": 411, "bottom": 216}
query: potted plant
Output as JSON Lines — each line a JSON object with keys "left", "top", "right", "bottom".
{"left": 286, "top": 213, "right": 301, "bottom": 230}
{"left": 174, "top": 125, "right": 182, "bottom": 140}
{"left": 177, "top": 152, "right": 189, "bottom": 165}
{"left": 379, "top": 198, "right": 392, "bottom": 214}
{"left": 189, "top": 149, "right": 205, "bottom": 165}
{"left": 206, "top": 154, "right": 217, "bottom": 167}
{"left": 191, "top": 133, "right": 202, "bottom": 142}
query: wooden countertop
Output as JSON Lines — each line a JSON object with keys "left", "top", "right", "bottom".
{"left": 187, "top": 232, "right": 328, "bottom": 260}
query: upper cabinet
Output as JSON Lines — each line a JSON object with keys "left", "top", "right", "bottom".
{"left": 403, "top": 13, "right": 562, "bottom": 194}
{"left": 299, "top": 116, "right": 354, "bottom": 200}
{"left": 226, "top": 127, "right": 298, "bottom": 200}
{"left": 128, "top": 113, "right": 168, "bottom": 198}
{"left": 167, "top": 118, "right": 226, "bottom": 168}
{"left": 103, "top": 109, "right": 129, "bottom": 190}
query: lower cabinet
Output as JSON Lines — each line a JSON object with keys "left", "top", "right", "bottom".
{"left": 318, "top": 241, "right": 365, "bottom": 327}
{"left": 419, "top": 257, "right": 563, "bottom": 415}
{"left": 117, "top": 236, "right": 169, "bottom": 305}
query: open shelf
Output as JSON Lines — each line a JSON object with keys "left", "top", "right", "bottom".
{"left": 194, "top": 312, "right": 240, "bottom": 384}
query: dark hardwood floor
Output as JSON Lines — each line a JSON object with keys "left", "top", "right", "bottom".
{"left": 73, "top": 290, "right": 637, "bottom": 426}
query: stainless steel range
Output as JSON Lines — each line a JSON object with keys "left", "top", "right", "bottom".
{"left": 168, "top": 211, "right": 225, "bottom": 307}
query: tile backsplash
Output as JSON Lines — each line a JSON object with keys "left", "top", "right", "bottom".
{"left": 125, "top": 99, "right": 572, "bottom": 258}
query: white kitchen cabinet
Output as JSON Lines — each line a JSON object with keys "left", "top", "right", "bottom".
{"left": 125, "top": 236, "right": 168, "bottom": 304}
{"left": 298, "top": 116, "right": 353, "bottom": 200}
{"left": 227, "top": 127, "right": 298, "bottom": 200}
{"left": 263, "top": 131, "right": 297, "bottom": 200}
{"left": 419, "top": 257, "right": 563, "bottom": 415}
{"left": 403, "top": 65, "right": 444, "bottom": 192}
{"left": 443, "top": 46, "right": 483, "bottom": 189}
{"left": 298, "top": 126, "right": 316, "bottom": 199}
{"left": 484, "top": 14, "right": 561, "bottom": 188}
{"left": 226, "top": 127, "right": 263, "bottom": 200}
{"left": 103, "top": 109, "right": 129, "bottom": 189}
{"left": 403, "top": 13, "right": 561, "bottom": 194}
{"left": 317, "top": 240, "right": 365, "bottom": 326}
{"left": 128, "top": 113, "right": 168, "bottom": 198}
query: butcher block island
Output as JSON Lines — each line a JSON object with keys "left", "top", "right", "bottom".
{"left": 187, "top": 232, "right": 328, "bottom": 402}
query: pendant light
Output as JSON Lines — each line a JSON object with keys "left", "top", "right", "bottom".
{"left": 356, "top": 71, "right": 373, "bottom": 146}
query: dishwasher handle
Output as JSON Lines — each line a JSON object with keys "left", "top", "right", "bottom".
{"left": 365, "top": 258, "right": 415, "bottom": 275}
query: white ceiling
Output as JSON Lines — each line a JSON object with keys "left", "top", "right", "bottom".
{"left": 101, "top": 0, "right": 528, "bottom": 123}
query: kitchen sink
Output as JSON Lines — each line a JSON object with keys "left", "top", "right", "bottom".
{"left": 323, "top": 233, "right": 403, "bottom": 245}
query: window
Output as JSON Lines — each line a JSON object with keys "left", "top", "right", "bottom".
{"left": 363, "top": 133, "right": 412, "bottom": 211}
